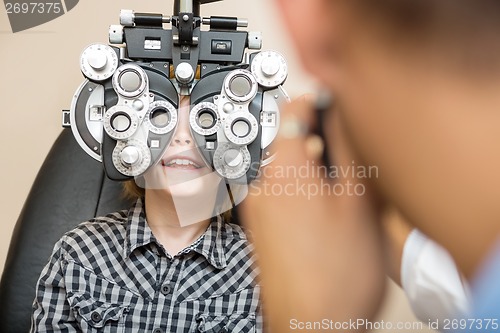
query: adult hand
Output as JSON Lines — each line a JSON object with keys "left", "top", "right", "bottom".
{"left": 241, "top": 96, "right": 386, "bottom": 332}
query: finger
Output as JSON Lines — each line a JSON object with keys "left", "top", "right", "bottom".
{"left": 245, "top": 98, "right": 330, "bottom": 211}
{"left": 273, "top": 98, "right": 322, "bottom": 172}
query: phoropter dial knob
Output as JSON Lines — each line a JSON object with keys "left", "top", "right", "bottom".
{"left": 214, "top": 143, "right": 251, "bottom": 180}
{"left": 120, "top": 146, "right": 141, "bottom": 166}
{"left": 80, "top": 44, "right": 119, "bottom": 81}
{"left": 251, "top": 51, "right": 288, "bottom": 88}
{"left": 175, "top": 62, "right": 195, "bottom": 85}
{"left": 112, "top": 140, "right": 151, "bottom": 177}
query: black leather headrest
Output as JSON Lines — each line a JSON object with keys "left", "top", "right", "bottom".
{"left": 0, "top": 129, "right": 132, "bottom": 333}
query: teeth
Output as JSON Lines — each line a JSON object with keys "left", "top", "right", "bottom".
{"left": 165, "top": 159, "right": 200, "bottom": 168}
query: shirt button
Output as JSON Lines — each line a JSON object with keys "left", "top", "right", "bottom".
{"left": 91, "top": 311, "right": 102, "bottom": 323}
{"left": 160, "top": 283, "right": 171, "bottom": 295}
{"left": 219, "top": 329, "right": 227, "bottom": 333}
{"left": 153, "top": 328, "right": 163, "bottom": 333}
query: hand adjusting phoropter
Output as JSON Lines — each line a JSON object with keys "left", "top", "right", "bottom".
{"left": 63, "top": 0, "right": 289, "bottom": 184}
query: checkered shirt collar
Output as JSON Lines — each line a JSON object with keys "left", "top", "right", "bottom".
{"left": 124, "top": 199, "right": 227, "bottom": 269}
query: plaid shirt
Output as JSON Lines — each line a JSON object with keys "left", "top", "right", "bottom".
{"left": 31, "top": 199, "right": 261, "bottom": 332}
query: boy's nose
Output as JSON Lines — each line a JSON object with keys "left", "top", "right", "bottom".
{"left": 172, "top": 96, "right": 193, "bottom": 146}
{"left": 172, "top": 135, "right": 192, "bottom": 146}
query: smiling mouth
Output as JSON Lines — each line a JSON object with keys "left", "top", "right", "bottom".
{"left": 161, "top": 158, "right": 202, "bottom": 170}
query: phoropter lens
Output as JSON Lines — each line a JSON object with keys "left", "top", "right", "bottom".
{"left": 229, "top": 76, "right": 252, "bottom": 97}
{"left": 111, "top": 113, "right": 131, "bottom": 132}
{"left": 119, "top": 70, "right": 142, "bottom": 92}
{"left": 231, "top": 119, "right": 251, "bottom": 138}
{"left": 198, "top": 110, "right": 216, "bottom": 129}
{"left": 150, "top": 108, "right": 170, "bottom": 128}
{"left": 190, "top": 102, "right": 220, "bottom": 136}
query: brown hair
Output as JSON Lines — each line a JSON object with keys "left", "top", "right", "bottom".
{"left": 123, "top": 180, "right": 145, "bottom": 200}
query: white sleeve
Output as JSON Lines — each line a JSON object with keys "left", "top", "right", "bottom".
{"left": 401, "top": 229, "right": 471, "bottom": 328}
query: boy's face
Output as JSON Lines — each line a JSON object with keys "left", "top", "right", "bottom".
{"left": 143, "top": 96, "right": 221, "bottom": 192}
{"left": 143, "top": 96, "right": 223, "bottom": 207}
{"left": 141, "top": 96, "right": 232, "bottom": 225}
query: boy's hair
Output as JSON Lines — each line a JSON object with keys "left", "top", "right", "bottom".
{"left": 123, "top": 180, "right": 146, "bottom": 200}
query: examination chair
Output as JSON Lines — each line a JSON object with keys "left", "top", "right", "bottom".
{"left": 0, "top": 129, "right": 133, "bottom": 332}
{"left": 0, "top": 128, "right": 244, "bottom": 332}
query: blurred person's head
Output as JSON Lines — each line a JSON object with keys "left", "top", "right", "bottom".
{"left": 276, "top": 0, "right": 500, "bottom": 275}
